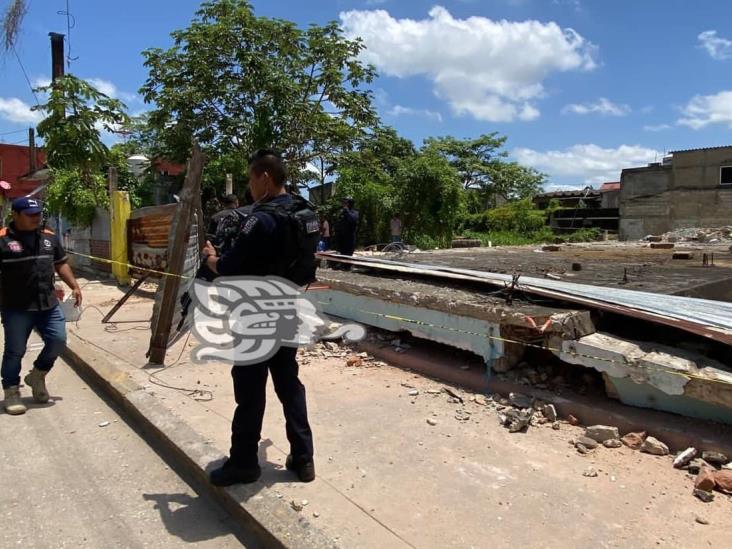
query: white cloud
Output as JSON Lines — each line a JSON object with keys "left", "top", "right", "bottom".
{"left": 561, "top": 97, "right": 630, "bottom": 117}
{"left": 386, "top": 105, "right": 443, "bottom": 122}
{"left": 0, "top": 97, "right": 43, "bottom": 124}
{"left": 32, "top": 76, "right": 51, "bottom": 89}
{"left": 678, "top": 90, "right": 732, "bottom": 129}
{"left": 32, "top": 75, "right": 137, "bottom": 103}
{"left": 643, "top": 124, "right": 672, "bottom": 132}
{"left": 513, "top": 143, "right": 662, "bottom": 184}
{"left": 340, "top": 6, "right": 596, "bottom": 122}
{"left": 87, "top": 78, "right": 137, "bottom": 103}
{"left": 698, "top": 30, "right": 732, "bottom": 61}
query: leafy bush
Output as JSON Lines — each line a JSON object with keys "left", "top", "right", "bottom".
{"left": 463, "top": 228, "right": 554, "bottom": 247}
{"left": 485, "top": 199, "right": 546, "bottom": 233}
{"left": 46, "top": 169, "right": 109, "bottom": 227}
{"left": 411, "top": 233, "right": 450, "bottom": 250}
{"left": 564, "top": 227, "right": 602, "bottom": 242}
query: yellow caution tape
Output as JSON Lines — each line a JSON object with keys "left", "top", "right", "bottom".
{"left": 62, "top": 250, "right": 730, "bottom": 387}
{"left": 317, "top": 301, "right": 732, "bottom": 387}
{"left": 66, "top": 250, "right": 192, "bottom": 280}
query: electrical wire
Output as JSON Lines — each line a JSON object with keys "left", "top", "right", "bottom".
{"left": 11, "top": 44, "right": 40, "bottom": 106}
{"left": 0, "top": 128, "right": 26, "bottom": 136}
{"left": 57, "top": 0, "right": 78, "bottom": 67}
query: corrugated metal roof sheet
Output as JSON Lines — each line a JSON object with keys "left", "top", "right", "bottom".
{"left": 319, "top": 254, "right": 732, "bottom": 345}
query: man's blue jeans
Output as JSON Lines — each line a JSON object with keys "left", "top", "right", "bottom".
{"left": 1, "top": 305, "right": 66, "bottom": 389}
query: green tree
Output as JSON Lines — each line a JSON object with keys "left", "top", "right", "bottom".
{"left": 488, "top": 161, "right": 546, "bottom": 202}
{"left": 395, "top": 151, "right": 463, "bottom": 244}
{"left": 33, "top": 75, "right": 130, "bottom": 226}
{"left": 140, "top": 0, "right": 379, "bottom": 183}
{"left": 333, "top": 127, "right": 416, "bottom": 244}
{"left": 425, "top": 133, "right": 545, "bottom": 212}
{"left": 424, "top": 133, "right": 507, "bottom": 191}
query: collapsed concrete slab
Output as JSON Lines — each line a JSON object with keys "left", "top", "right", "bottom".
{"left": 314, "top": 270, "right": 594, "bottom": 373}
{"left": 552, "top": 332, "right": 732, "bottom": 424}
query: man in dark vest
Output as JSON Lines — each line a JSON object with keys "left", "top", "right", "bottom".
{"left": 0, "top": 197, "right": 82, "bottom": 415}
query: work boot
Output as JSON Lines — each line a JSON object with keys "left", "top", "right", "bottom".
{"left": 3, "top": 386, "right": 27, "bottom": 415}
{"left": 24, "top": 368, "right": 49, "bottom": 403}
{"left": 209, "top": 461, "right": 261, "bottom": 487}
{"left": 286, "top": 455, "right": 316, "bottom": 483}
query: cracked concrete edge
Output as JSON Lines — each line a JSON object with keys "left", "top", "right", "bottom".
{"left": 63, "top": 331, "right": 335, "bottom": 549}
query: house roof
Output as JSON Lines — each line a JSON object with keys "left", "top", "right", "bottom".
{"left": 599, "top": 182, "right": 620, "bottom": 192}
{"left": 535, "top": 189, "right": 600, "bottom": 199}
{"left": 669, "top": 145, "right": 732, "bottom": 154}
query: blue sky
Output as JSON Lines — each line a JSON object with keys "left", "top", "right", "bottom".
{"left": 2, "top": 0, "right": 732, "bottom": 189}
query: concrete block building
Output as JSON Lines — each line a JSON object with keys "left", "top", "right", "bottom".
{"left": 619, "top": 146, "right": 732, "bottom": 240}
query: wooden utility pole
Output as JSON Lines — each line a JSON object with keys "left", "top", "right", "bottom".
{"left": 147, "top": 142, "right": 205, "bottom": 365}
{"left": 225, "top": 173, "right": 233, "bottom": 195}
{"left": 28, "top": 128, "right": 36, "bottom": 173}
{"left": 108, "top": 166, "right": 118, "bottom": 195}
{"left": 49, "top": 33, "right": 65, "bottom": 81}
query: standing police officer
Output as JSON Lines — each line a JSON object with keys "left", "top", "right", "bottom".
{"left": 334, "top": 197, "right": 359, "bottom": 269}
{"left": 201, "top": 150, "right": 315, "bottom": 486}
{"left": 0, "top": 197, "right": 82, "bottom": 415}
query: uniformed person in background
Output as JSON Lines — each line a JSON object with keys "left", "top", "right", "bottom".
{"left": 206, "top": 193, "right": 239, "bottom": 238}
{"left": 201, "top": 150, "right": 316, "bottom": 486}
{"left": 0, "top": 197, "right": 82, "bottom": 415}
{"left": 333, "top": 197, "right": 359, "bottom": 269}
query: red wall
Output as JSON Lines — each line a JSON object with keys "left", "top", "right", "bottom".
{"left": 0, "top": 144, "right": 46, "bottom": 199}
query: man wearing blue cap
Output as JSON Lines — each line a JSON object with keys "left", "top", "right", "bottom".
{"left": 0, "top": 197, "right": 82, "bottom": 415}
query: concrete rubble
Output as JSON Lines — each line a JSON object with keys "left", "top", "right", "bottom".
{"left": 584, "top": 425, "right": 620, "bottom": 443}
{"left": 640, "top": 436, "right": 670, "bottom": 456}
{"left": 673, "top": 447, "right": 698, "bottom": 468}
{"left": 621, "top": 431, "right": 646, "bottom": 450}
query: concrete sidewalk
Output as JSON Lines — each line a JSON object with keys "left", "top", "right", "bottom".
{"left": 63, "top": 278, "right": 731, "bottom": 549}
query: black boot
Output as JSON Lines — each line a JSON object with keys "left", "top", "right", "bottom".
{"left": 285, "top": 455, "right": 315, "bottom": 483}
{"left": 209, "top": 461, "right": 261, "bottom": 486}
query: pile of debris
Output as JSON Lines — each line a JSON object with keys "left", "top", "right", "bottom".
{"left": 298, "top": 341, "right": 386, "bottom": 368}
{"left": 647, "top": 227, "right": 732, "bottom": 243}
{"left": 673, "top": 447, "right": 732, "bottom": 503}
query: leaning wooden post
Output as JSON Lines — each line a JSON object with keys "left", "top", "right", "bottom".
{"left": 147, "top": 142, "right": 204, "bottom": 365}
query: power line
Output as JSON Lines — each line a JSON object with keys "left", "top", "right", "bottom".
{"left": 0, "top": 128, "right": 27, "bottom": 136}
{"left": 11, "top": 44, "right": 40, "bottom": 106}
{"left": 57, "top": 0, "right": 78, "bottom": 67}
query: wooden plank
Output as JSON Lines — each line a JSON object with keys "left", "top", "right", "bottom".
{"left": 147, "top": 142, "right": 204, "bottom": 365}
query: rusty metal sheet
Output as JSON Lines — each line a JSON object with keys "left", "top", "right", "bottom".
{"left": 318, "top": 253, "right": 732, "bottom": 346}
{"left": 127, "top": 204, "right": 177, "bottom": 273}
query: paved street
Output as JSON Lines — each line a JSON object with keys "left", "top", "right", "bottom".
{"left": 0, "top": 332, "right": 250, "bottom": 549}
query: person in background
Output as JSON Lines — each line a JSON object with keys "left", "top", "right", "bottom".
{"left": 390, "top": 214, "right": 402, "bottom": 243}
{"left": 320, "top": 216, "right": 330, "bottom": 250}
{"left": 334, "top": 197, "right": 359, "bottom": 269}
{"left": 0, "top": 197, "right": 82, "bottom": 415}
{"left": 207, "top": 194, "right": 239, "bottom": 237}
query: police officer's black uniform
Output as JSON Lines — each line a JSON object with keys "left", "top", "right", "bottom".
{"left": 212, "top": 194, "right": 314, "bottom": 484}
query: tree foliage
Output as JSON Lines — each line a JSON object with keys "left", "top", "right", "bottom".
{"left": 33, "top": 75, "right": 130, "bottom": 226}
{"left": 34, "top": 75, "right": 129, "bottom": 178}
{"left": 425, "top": 133, "right": 545, "bottom": 212}
{"left": 44, "top": 168, "right": 108, "bottom": 227}
{"left": 1, "top": 0, "right": 26, "bottom": 52}
{"left": 140, "top": 0, "right": 379, "bottom": 180}
{"left": 332, "top": 127, "right": 462, "bottom": 245}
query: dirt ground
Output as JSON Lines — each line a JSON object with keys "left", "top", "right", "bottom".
{"left": 65, "top": 278, "right": 732, "bottom": 549}
{"left": 383, "top": 241, "right": 732, "bottom": 297}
